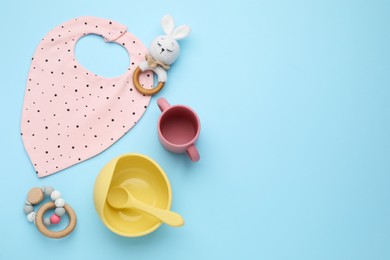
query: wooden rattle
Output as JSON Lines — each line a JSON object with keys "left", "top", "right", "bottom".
{"left": 24, "top": 187, "right": 77, "bottom": 239}
{"left": 133, "top": 15, "right": 191, "bottom": 96}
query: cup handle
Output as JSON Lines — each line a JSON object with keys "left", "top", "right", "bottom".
{"left": 157, "top": 98, "right": 170, "bottom": 112}
{"left": 186, "top": 145, "right": 200, "bottom": 162}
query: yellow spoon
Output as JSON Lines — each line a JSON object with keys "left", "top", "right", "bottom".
{"left": 107, "top": 187, "right": 184, "bottom": 227}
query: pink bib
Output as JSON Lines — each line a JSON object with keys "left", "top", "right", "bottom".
{"left": 21, "top": 16, "right": 153, "bottom": 177}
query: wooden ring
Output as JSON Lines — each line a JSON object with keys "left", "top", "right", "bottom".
{"left": 35, "top": 202, "right": 77, "bottom": 239}
{"left": 133, "top": 66, "right": 165, "bottom": 96}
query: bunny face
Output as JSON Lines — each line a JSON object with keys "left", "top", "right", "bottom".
{"left": 150, "top": 35, "right": 180, "bottom": 65}
{"left": 146, "top": 15, "right": 191, "bottom": 67}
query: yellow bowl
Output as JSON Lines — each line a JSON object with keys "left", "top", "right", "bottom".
{"left": 93, "top": 153, "right": 172, "bottom": 237}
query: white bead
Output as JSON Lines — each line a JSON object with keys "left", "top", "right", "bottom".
{"left": 55, "top": 198, "right": 65, "bottom": 207}
{"left": 27, "top": 212, "right": 36, "bottom": 222}
{"left": 44, "top": 217, "right": 51, "bottom": 226}
{"left": 55, "top": 207, "right": 66, "bottom": 216}
{"left": 24, "top": 205, "right": 34, "bottom": 214}
{"left": 50, "top": 190, "right": 61, "bottom": 201}
{"left": 45, "top": 186, "right": 54, "bottom": 197}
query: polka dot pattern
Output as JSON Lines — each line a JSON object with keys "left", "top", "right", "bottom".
{"left": 21, "top": 16, "right": 153, "bottom": 178}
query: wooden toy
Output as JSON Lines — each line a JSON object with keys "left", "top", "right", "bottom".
{"left": 27, "top": 187, "right": 44, "bottom": 205}
{"left": 133, "top": 15, "right": 191, "bottom": 96}
{"left": 24, "top": 187, "right": 76, "bottom": 239}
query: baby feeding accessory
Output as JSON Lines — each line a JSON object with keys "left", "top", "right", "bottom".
{"left": 94, "top": 153, "right": 183, "bottom": 237}
{"left": 21, "top": 17, "right": 153, "bottom": 177}
{"left": 24, "top": 187, "right": 76, "bottom": 239}
{"left": 157, "top": 98, "right": 201, "bottom": 162}
{"left": 133, "top": 15, "right": 191, "bottom": 95}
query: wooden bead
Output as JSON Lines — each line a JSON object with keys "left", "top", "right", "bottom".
{"left": 27, "top": 187, "right": 44, "bottom": 205}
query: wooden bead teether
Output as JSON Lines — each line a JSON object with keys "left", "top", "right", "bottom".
{"left": 24, "top": 186, "right": 77, "bottom": 239}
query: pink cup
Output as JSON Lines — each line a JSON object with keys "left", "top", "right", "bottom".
{"left": 157, "top": 98, "right": 201, "bottom": 162}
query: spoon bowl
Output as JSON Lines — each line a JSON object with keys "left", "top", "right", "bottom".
{"left": 94, "top": 154, "right": 173, "bottom": 237}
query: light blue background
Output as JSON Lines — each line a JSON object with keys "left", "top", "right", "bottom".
{"left": 1, "top": 0, "right": 389, "bottom": 259}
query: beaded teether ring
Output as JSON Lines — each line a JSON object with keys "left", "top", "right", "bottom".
{"left": 24, "top": 187, "right": 76, "bottom": 239}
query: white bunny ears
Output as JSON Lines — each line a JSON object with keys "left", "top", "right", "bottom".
{"left": 161, "top": 15, "right": 191, "bottom": 40}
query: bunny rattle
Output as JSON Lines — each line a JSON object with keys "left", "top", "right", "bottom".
{"left": 133, "top": 15, "right": 191, "bottom": 96}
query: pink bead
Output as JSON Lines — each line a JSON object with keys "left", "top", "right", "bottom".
{"left": 50, "top": 214, "right": 61, "bottom": 224}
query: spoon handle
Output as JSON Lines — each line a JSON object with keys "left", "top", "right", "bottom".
{"left": 131, "top": 199, "right": 184, "bottom": 227}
